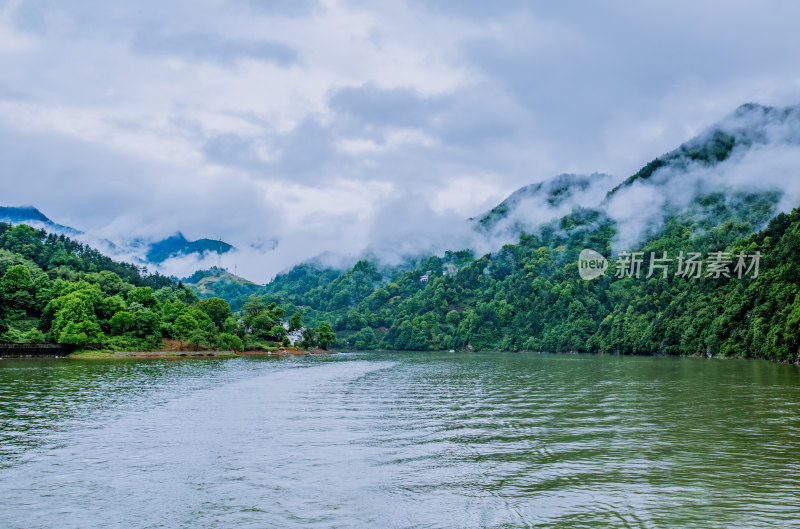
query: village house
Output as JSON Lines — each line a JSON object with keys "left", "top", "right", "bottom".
{"left": 281, "top": 321, "right": 305, "bottom": 345}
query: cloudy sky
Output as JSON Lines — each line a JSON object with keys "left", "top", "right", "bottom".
{"left": 3, "top": 0, "right": 800, "bottom": 280}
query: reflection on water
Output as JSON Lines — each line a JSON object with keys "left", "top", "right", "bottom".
{"left": 1, "top": 352, "right": 800, "bottom": 528}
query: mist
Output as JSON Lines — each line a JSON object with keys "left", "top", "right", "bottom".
{"left": 4, "top": 2, "right": 800, "bottom": 280}
{"left": 604, "top": 104, "right": 800, "bottom": 252}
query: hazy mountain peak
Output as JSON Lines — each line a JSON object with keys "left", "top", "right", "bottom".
{"left": 0, "top": 205, "right": 51, "bottom": 224}
{"left": 146, "top": 232, "right": 234, "bottom": 263}
{"left": 609, "top": 102, "right": 800, "bottom": 197}
{"left": 0, "top": 205, "right": 83, "bottom": 237}
{"left": 473, "top": 173, "right": 614, "bottom": 238}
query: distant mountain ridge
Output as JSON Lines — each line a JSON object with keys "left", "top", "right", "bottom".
{"left": 0, "top": 206, "right": 234, "bottom": 265}
{"left": 473, "top": 173, "right": 609, "bottom": 233}
{"left": 463, "top": 102, "right": 800, "bottom": 251}
{"left": 0, "top": 206, "right": 49, "bottom": 223}
{"left": 608, "top": 102, "right": 800, "bottom": 197}
{"left": 146, "top": 232, "right": 234, "bottom": 263}
{"left": 0, "top": 206, "right": 82, "bottom": 236}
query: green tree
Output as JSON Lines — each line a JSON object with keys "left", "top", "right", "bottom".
{"left": 109, "top": 311, "right": 136, "bottom": 334}
{"left": 127, "top": 287, "right": 159, "bottom": 310}
{"left": 316, "top": 321, "right": 336, "bottom": 350}
{"left": 22, "top": 328, "right": 46, "bottom": 343}
{"left": 173, "top": 313, "right": 199, "bottom": 341}
{"left": 247, "top": 304, "right": 287, "bottom": 342}
{"left": 97, "top": 295, "right": 126, "bottom": 323}
{"left": 50, "top": 292, "right": 104, "bottom": 345}
{"left": 58, "top": 319, "right": 104, "bottom": 345}
{"left": 87, "top": 270, "right": 130, "bottom": 296}
{"left": 269, "top": 325, "right": 287, "bottom": 341}
{"left": 242, "top": 296, "right": 267, "bottom": 324}
{"left": 289, "top": 311, "right": 303, "bottom": 332}
{"left": 196, "top": 297, "right": 232, "bottom": 328}
{"left": 223, "top": 316, "right": 241, "bottom": 335}
{"left": 353, "top": 327, "right": 375, "bottom": 349}
{"left": 133, "top": 310, "right": 161, "bottom": 338}
{"left": 445, "top": 310, "right": 460, "bottom": 326}
{"left": 0, "top": 264, "right": 34, "bottom": 313}
{"left": 218, "top": 332, "right": 244, "bottom": 352}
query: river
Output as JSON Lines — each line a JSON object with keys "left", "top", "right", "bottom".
{"left": 1, "top": 352, "right": 799, "bottom": 528}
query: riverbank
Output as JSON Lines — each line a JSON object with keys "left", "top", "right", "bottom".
{"left": 0, "top": 343, "right": 77, "bottom": 358}
{"left": 67, "top": 348, "right": 334, "bottom": 359}
{"left": 69, "top": 350, "right": 238, "bottom": 358}
{"left": 238, "top": 348, "right": 331, "bottom": 356}
{"left": 1, "top": 337, "right": 334, "bottom": 359}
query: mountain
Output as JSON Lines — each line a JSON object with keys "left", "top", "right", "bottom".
{"left": 146, "top": 233, "right": 234, "bottom": 263}
{"left": 272, "top": 102, "right": 788, "bottom": 285}
{"left": 0, "top": 222, "right": 326, "bottom": 352}
{"left": 475, "top": 173, "right": 592, "bottom": 228}
{"left": 0, "top": 205, "right": 235, "bottom": 266}
{"left": 216, "top": 101, "right": 800, "bottom": 361}
{"left": 0, "top": 206, "right": 82, "bottom": 236}
{"left": 181, "top": 266, "right": 265, "bottom": 310}
{"left": 473, "top": 173, "right": 612, "bottom": 237}
{"left": 608, "top": 102, "right": 800, "bottom": 197}
{"left": 470, "top": 103, "right": 800, "bottom": 250}
{"left": 0, "top": 206, "right": 50, "bottom": 223}
{"left": 181, "top": 250, "right": 471, "bottom": 313}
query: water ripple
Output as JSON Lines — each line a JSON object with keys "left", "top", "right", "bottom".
{"left": 1, "top": 352, "right": 800, "bottom": 528}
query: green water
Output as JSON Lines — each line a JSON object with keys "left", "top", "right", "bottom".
{"left": 1, "top": 352, "right": 799, "bottom": 528}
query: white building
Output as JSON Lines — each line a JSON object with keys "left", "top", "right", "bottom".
{"left": 281, "top": 321, "right": 305, "bottom": 345}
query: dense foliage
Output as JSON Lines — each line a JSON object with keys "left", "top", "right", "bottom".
{"left": 0, "top": 223, "right": 332, "bottom": 351}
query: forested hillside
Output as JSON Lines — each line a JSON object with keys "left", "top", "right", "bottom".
{"left": 0, "top": 223, "right": 330, "bottom": 352}
{"left": 253, "top": 190, "right": 800, "bottom": 361}
{"left": 234, "top": 190, "right": 800, "bottom": 361}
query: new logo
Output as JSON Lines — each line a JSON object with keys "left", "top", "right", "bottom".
{"left": 578, "top": 249, "right": 608, "bottom": 280}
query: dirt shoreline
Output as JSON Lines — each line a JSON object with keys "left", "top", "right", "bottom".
{"left": 238, "top": 348, "right": 331, "bottom": 355}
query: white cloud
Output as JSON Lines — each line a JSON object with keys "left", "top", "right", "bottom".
{"left": 2, "top": 0, "right": 800, "bottom": 279}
